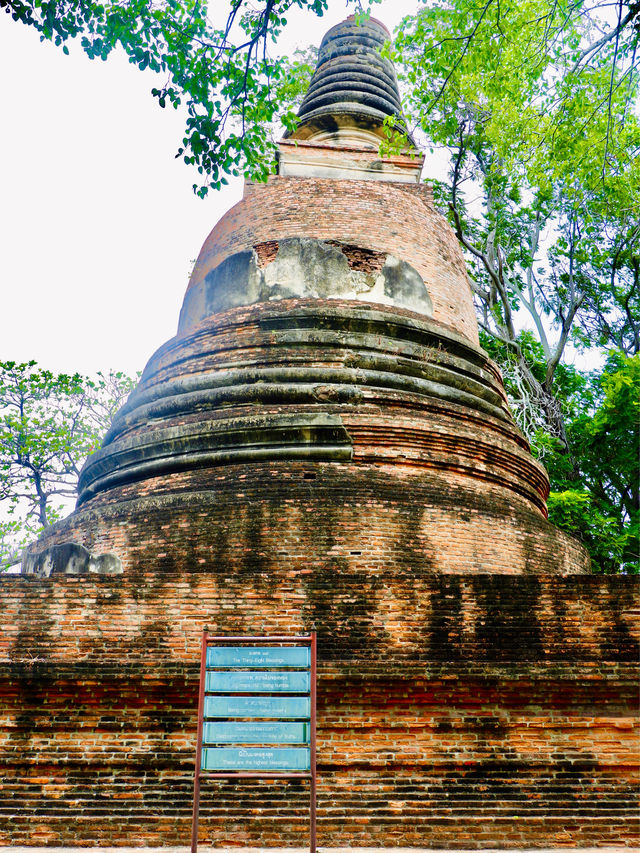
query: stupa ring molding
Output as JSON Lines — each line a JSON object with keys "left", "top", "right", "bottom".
{"left": 114, "top": 305, "right": 511, "bottom": 436}
{"left": 79, "top": 413, "right": 548, "bottom": 513}
{"left": 77, "top": 298, "right": 550, "bottom": 510}
{"left": 168, "top": 303, "right": 497, "bottom": 392}
{"left": 110, "top": 383, "right": 530, "bottom": 457}
{"left": 307, "top": 54, "right": 400, "bottom": 90}
{"left": 303, "top": 68, "right": 403, "bottom": 109}
{"left": 318, "top": 32, "right": 390, "bottom": 56}
{"left": 301, "top": 79, "right": 403, "bottom": 115}
{"left": 298, "top": 88, "right": 402, "bottom": 119}
{"left": 303, "top": 64, "right": 401, "bottom": 107}
{"left": 105, "top": 364, "right": 510, "bottom": 438}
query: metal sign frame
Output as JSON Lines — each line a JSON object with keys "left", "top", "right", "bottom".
{"left": 191, "top": 629, "right": 317, "bottom": 853}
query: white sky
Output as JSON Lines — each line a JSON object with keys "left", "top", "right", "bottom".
{"left": 0, "top": 0, "right": 422, "bottom": 378}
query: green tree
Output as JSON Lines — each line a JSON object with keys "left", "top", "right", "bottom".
{"left": 483, "top": 335, "right": 639, "bottom": 572}
{"left": 390, "top": 0, "right": 639, "bottom": 470}
{"left": 0, "top": 361, "right": 136, "bottom": 570}
{"left": 548, "top": 352, "right": 640, "bottom": 573}
{"left": 1, "top": 0, "right": 341, "bottom": 194}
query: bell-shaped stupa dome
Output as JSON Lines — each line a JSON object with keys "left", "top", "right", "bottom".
{"left": 11, "top": 21, "right": 631, "bottom": 853}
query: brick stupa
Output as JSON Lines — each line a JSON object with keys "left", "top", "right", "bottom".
{"left": 2, "top": 16, "right": 638, "bottom": 848}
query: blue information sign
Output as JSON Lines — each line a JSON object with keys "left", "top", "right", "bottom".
{"left": 202, "top": 747, "right": 310, "bottom": 771}
{"left": 204, "top": 695, "right": 310, "bottom": 719}
{"left": 205, "top": 670, "right": 310, "bottom": 693}
{"left": 207, "top": 646, "right": 310, "bottom": 668}
{"left": 203, "top": 721, "right": 309, "bottom": 744}
{"left": 193, "top": 635, "right": 316, "bottom": 853}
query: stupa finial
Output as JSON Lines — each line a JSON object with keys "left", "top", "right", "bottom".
{"left": 286, "top": 15, "right": 413, "bottom": 148}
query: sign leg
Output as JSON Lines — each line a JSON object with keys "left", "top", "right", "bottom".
{"left": 193, "top": 633, "right": 316, "bottom": 850}
{"left": 191, "top": 773, "right": 201, "bottom": 853}
{"left": 310, "top": 629, "right": 317, "bottom": 853}
{"left": 191, "top": 628, "right": 208, "bottom": 853}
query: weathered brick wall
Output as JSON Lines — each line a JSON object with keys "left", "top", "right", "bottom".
{"left": 1, "top": 572, "right": 638, "bottom": 847}
{"left": 186, "top": 177, "right": 479, "bottom": 343}
{"left": 24, "top": 462, "right": 589, "bottom": 576}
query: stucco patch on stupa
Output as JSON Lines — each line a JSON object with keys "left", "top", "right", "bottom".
{"left": 179, "top": 237, "right": 433, "bottom": 328}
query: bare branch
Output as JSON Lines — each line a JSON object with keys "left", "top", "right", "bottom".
{"left": 570, "top": 3, "right": 639, "bottom": 73}
{"left": 602, "top": 0, "right": 625, "bottom": 183}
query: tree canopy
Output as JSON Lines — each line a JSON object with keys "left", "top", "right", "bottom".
{"left": 2, "top": 0, "right": 333, "bottom": 194}
{"left": 391, "top": 0, "right": 639, "bottom": 371}
{"left": 545, "top": 350, "right": 639, "bottom": 574}
{"left": 0, "top": 361, "right": 135, "bottom": 570}
{"left": 388, "top": 0, "right": 639, "bottom": 572}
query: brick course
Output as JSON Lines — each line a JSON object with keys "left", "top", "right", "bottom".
{"left": 21, "top": 463, "right": 589, "bottom": 576}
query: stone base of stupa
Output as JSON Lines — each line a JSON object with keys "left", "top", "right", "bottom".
{"left": 20, "top": 299, "right": 589, "bottom": 579}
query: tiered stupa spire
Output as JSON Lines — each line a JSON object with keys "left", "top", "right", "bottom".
{"left": 293, "top": 16, "right": 409, "bottom": 143}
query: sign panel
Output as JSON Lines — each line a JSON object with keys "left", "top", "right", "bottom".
{"left": 205, "top": 670, "right": 310, "bottom": 693}
{"left": 202, "top": 746, "right": 310, "bottom": 772}
{"left": 207, "top": 646, "right": 310, "bottom": 668}
{"left": 204, "top": 695, "right": 310, "bottom": 719}
{"left": 192, "top": 633, "right": 316, "bottom": 853}
{"left": 203, "top": 721, "right": 309, "bottom": 744}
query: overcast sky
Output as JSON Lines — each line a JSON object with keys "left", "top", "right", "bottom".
{"left": 0, "top": 1, "right": 422, "bottom": 378}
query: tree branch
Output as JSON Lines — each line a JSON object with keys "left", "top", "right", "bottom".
{"left": 569, "top": 3, "right": 638, "bottom": 73}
